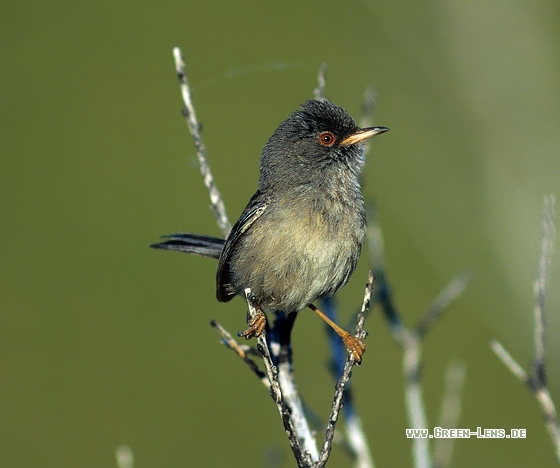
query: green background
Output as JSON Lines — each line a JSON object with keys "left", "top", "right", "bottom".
{"left": 2, "top": 0, "right": 560, "bottom": 467}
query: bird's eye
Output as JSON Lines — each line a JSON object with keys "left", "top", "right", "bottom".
{"left": 318, "top": 131, "right": 336, "bottom": 147}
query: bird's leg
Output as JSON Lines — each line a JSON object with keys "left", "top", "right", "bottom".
{"left": 240, "top": 304, "right": 267, "bottom": 340}
{"left": 308, "top": 303, "right": 366, "bottom": 363}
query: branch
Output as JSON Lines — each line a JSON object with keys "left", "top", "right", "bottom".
{"left": 532, "top": 193, "right": 555, "bottom": 386}
{"left": 211, "top": 312, "right": 319, "bottom": 464}
{"left": 313, "top": 63, "right": 327, "bottom": 101}
{"left": 210, "top": 319, "right": 268, "bottom": 387}
{"left": 172, "top": 47, "right": 231, "bottom": 237}
{"left": 359, "top": 87, "right": 377, "bottom": 156}
{"left": 321, "top": 295, "right": 375, "bottom": 468}
{"left": 344, "top": 411, "right": 375, "bottom": 468}
{"left": 316, "top": 272, "right": 374, "bottom": 468}
{"left": 489, "top": 340, "right": 527, "bottom": 382}
{"left": 270, "top": 313, "right": 320, "bottom": 462}
{"left": 115, "top": 445, "right": 134, "bottom": 468}
{"left": 244, "top": 289, "right": 315, "bottom": 467}
{"left": 415, "top": 273, "right": 470, "bottom": 337}
{"left": 433, "top": 360, "right": 467, "bottom": 468}
{"left": 366, "top": 206, "right": 468, "bottom": 468}
{"left": 490, "top": 194, "right": 560, "bottom": 463}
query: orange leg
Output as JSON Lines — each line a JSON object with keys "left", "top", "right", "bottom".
{"left": 308, "top": 303, "right": 366, "bottom": 363}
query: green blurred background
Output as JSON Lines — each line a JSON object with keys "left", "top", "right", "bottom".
{"left": 2, "top": 0, "right": 560, "bottom": 466}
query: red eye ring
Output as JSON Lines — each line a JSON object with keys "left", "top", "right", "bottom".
{"left": 318, "top": 131, "right": 336, "bottom": 147}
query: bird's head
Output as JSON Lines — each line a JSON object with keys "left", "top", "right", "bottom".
{"left": 259, "top": 100, "right": 388, "bottom": 188}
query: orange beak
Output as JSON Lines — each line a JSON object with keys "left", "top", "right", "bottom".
{"left": 340, "top": 126, "right": 389, "bottom": 146}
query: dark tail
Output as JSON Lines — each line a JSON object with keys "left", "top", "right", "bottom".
{"left": 150, "top": 233, "right": 225, "bottom": 259}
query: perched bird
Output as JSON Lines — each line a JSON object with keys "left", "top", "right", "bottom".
{"left": 152, "top": 100, "right": 388, "bottom": 362}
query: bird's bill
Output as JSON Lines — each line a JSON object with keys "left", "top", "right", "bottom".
{"left": 340, "top": 126, "right": 389, "bottom": 146}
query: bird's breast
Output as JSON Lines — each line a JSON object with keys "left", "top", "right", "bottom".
{"left": 228, "top": 192, "right": 366, "bottom": 312}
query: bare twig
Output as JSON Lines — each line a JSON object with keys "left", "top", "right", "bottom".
{"left": 211, "top": 313, "right": 318, "bottom": 463}
{"left": 340, "top": 274, "right": 375, "bottom": 468}
{"left": 492, "top": 338, "right": 560, "bottom": 463}
{"left": 433, "top": 360, "right": 467, "bottom": 468}
{"left": 115, "top": 445, "right": 134, "bottom": 468}
{"left": 243, "top": 289, "right": 314, "bottom": 468}
{"left": 359, "top": 88, "right": 377, "bottom": 155}
{"left": 320, "top": 295, "right": 374, "bottom": 468}
{"left": 534, "top": 388, "right": 560, "bottom": 464}
{"left": 270, "top": 313, "right": 320, "bottom": 461}
{"left": 359, "top": 88, "right": 376, "bottom": 128}
{"left": 490, "top": 194, "right": 560, "bottom": 463}
{"left": 489, "top": 340, "right": 528, "bottom": 382}
{"left": 415, "top": 273, "right": 470, "bottom": 337}
{"left": 400, "top": 329, "right": 430, "bottom": 468}
{"left": 316, "top": 272, "right": 374, "bottom": 468}
{"left": 407, "top": 275, "right": 468, "bottom": 468}
{"left": 367, "top": 211, "right": 430, "bottom": 468}
{"left": 344, "top": 412, "right": 374, "bottom": 468}
{"left": 313, "top": 63, "right": 327, "bottom": 101}
{"left": 210, "top": 320, "right": 268, "bottom": 386}
{"left": 367, "top": 203, "right": 468, "bottom": 468}
{"left": 172, "top": 47, "right": 231, "bottom": 237}
{"left": 532, "top": 193, "right": 555, "bottom": 385}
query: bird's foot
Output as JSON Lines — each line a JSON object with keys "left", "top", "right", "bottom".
{"left": 341, "top": 334, "right": 366, "bottom": 364}
{"left": 239, "top": 309, "right": 267, "bottom": 339}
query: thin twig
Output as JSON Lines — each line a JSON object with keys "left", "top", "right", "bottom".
{"left": 341, "top": 273, "right": 375, "bottom": 468}
{"left": 313, "top": 63, "right": 327, "bottom": 101}
{"left": 367, "top": 208, "right": 430, "bottom": 468}
{"left": 344, "top": 412, "right": 374, "bottom": 468}
{"left": 244, "top": 289, "right": 314, "bottom": 468}
{"left": 491, "top": 340, "right": 560, "bottom": 463}
{"left": 321, "top": 295, "right": 375, "bottom": 468}
{"left": 489, "top": 340, "right": 528, "bottom": 382}
{"left": 433, "top": 360, "right": 467, "bottom": 468}
{"left": 316, "top": 272, "right": 374, "bottom": 467}
{"left": 490, "top": 194, "right": 560, "bottom": 463}
{"left": 172, "top": 47, "right": 231, "bottom": 237}
{"left": 359, "top": 88, "right": 376, "bottom": 128}
{"left": 532, "top": 194, "right": 555, "bottom": 387}
{"left": 406, "top": 275, "right": 468, "bottom": 468}
{"left": 270, "top": 314, "right": 320, "bottom": 461}
{"left": 400, "top": 329, "right": 430, "bottom": 468}
{"left": 415, "top": 273, "right": 470, "bottom": 337}
{"left": 115, "top": 445, "right": 134, "bottom": 468}
{"left": 534, "top": 387, "right": 560, "bottom": 464}
{"left": 210, "top": 320, "right": 268, "bottom": 386}
{"left": 370, "top": 196, "right": 468, "bottom": 468}
{"left": 359, "top": 88, "right": 377, "bottom": 155}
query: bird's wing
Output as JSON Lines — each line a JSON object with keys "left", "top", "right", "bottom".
{"left": 216, "top": 193, "right": 268, "bottom": 302}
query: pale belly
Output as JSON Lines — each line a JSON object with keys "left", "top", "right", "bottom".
{"left": 228, "top": 202, "right": 365, "bottom": 312}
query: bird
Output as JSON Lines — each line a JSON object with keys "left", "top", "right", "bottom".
{"left": 152, "top": 99, "right": 388, "bottom": 363}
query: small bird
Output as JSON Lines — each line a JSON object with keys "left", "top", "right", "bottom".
{"left": 152, "top": 100, "right": 388, "bottom": 362}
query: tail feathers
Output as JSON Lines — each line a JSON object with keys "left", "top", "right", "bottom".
{"left": 150, "top": 233, "right": 224, "bottom": 259}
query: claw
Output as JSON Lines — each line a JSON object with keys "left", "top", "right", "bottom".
{"left": 239, "top": 309, "right": 267, "bottom": 339}
{"left": 342, "top": 334, "right": 366, "bottom": 364}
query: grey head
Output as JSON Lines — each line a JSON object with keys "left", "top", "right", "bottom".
{"left": 258, "top": 100, "right": 388, "bottom": 190}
